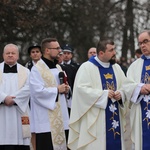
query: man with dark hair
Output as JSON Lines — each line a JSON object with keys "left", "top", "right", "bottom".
{"left": 87, "top": 47, "right": 97, "bottom": 59}
{"left": 25, "top": 45, "right": 42, "bottom": 70}
{"left": 68, "top": 39, "right": 127, "bottom": 150}
{"left": 61, "top": 44, "right": 80, "bottom": 91}
{"left": 30, "top": 38, "right": 70, "bottom": 150}
{"left": 25, "top": 45, "right": 42, "bottom": 150}
{"left": 135, "top": 48, "right": 142, "bottom": 59}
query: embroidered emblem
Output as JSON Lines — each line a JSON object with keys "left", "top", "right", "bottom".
{"left": 106, "top": 81, "right": 115, "bottom": 91}
{"left": 104, "top": 73, "right": 113, "bottom": 79}
{"left": 143, "top": 72, "right": 150, "bottom": 84}
{"left": 142, "top": 95, "right": 150, "bottom": 129}
{"left": 146, "top": 65, "right": 150, "bottom": 71}
{"left": 21, "top": 116, "right": 30, "bottom": 125}
{"left": 108, "top": 104, "right": 120, "bottom": 139}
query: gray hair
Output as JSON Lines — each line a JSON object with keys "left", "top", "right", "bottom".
{"left": 3, "top": 43, "right": 19, "bottom": 53}
{"left": 138, "top": 30, "right": 150, "bottom": 37}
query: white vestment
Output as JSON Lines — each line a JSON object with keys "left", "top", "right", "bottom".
{"left": 68, "top": 60, "right": 127, "bottom": 150}
{"left": 0, "top": 62, "right": 30, "bottom": 145}
{"left": 29, "top": 59, "right": 69, "bottom": 133}
{"left": 126, "top": 58, "right": 145, "bottom": 150}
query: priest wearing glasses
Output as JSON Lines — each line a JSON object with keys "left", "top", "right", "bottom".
{"left": 0, "top": 44, "right": 30, "bottom": 150}
{"left": 29, "top": 38, "right": 70, "bottom": 150}
{"left": 124, "top": 30, "right": 150, "bottom": 150}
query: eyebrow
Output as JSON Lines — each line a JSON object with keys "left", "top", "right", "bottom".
{"left": 139, "top": 39, "right": 149, "bottom": 42}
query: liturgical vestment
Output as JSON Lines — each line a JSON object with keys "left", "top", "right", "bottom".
{"left": 126, "top": 57, "right": 150, "bottom": 150}
{"left": 0, "top": 62, "right": 30, "bottom": 145}
{"left": 68, "top": 57, "right": 127, "bottom": 150}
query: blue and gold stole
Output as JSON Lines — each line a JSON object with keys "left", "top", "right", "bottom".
{"left": 140, "top": 55, "right": 150, "bottom": 149}
{"left": 89, "top": 56, "right": 121, "bottom": 150}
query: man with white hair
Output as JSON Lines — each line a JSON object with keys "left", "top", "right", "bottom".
{"left": 0, "top": 44, "right": 30, "bottom": 150}
{"left": 125, "top": 30, "right": 150, "bottom": 150}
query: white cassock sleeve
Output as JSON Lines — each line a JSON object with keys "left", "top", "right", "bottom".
{"left": 14, "top": 70, "right": 30, "bottom": 113}
{"left": 94, "top": 90, "right": 108, "bottom": 109}
{"left": 0, "top": 92, "right": 7, "bottom": 103}
{"left": 30, "top": 66, "right": 58, "bottom": 110}
{"left": 130, "top": 83, "right": 144, "bottom": 104}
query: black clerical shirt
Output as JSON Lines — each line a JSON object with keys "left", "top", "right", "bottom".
{"left": 42, "top": 56, "right": 58, "bottom": 69}
{"left": 3, "top": 63, "right": 17, "bottom": 73}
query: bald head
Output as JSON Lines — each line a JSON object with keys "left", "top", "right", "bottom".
{"left": 88, "top": 47, "right": 97, "bottom": 59}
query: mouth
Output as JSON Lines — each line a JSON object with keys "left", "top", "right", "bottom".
{"left": 141, "top": 49, "right": 147, "bottom": 53}
{"left": 111, "top": 56, "right": 116, "bottom": 59}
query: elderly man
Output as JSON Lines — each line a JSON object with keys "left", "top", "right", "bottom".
{"left": 0, "top": 44, "right": 30, "bottom": 150}
{"left": 125, "top": 30, "right": 150, "bottom": 150}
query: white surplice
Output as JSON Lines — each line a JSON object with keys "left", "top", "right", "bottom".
{"left": 126, "top": 58, "right": 146, "bottom": 150}
{"left": 29, "top": 59, "right": 69, "bottom": 133}
{"left": 0, "top": 62, "right": 30, "bottom": 145}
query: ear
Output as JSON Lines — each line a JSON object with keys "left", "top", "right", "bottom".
{"left": 99, "top": 51, "right": 104, "bottom": 56}
{"left": 45, "top": 48, "right": 49, "bottom": 53}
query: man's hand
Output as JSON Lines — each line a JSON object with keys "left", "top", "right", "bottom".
{"left": 4, "top": 96, "right": 16, "bottom": 106}
{"left": 140, "top": 84, "right": 150, "bottom": 95}
{"left": 108, "top": 90, "right": 115, "bottom": 99}
{"left": 113, "top": 91, "right": 121, "bottom": 101}
{"left": 57, "top": 84, "right": 70, "bottom": 94}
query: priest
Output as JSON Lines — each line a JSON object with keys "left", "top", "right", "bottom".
{"left": 125, "top": 30, "right": 150, "bottom": 150}
{"left": 29, "top": 38, "right": 70, "bottom": 150}
{"left": 68, "top": 39, "right": 127, "bottom": 150}
{"left": 0, "top": 44, "right": 30, "bottom": 150}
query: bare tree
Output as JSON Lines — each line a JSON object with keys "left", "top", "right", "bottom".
{"left": 0, "top": 0, "right": 149, "bottom": 63}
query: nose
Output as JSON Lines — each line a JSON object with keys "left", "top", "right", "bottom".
{"left": 59, "top": 49, "right": 62, "bottom": 53}
{"left": 140, "top": 43, "right": 145, "bottom": 48}
{"left": 8, "top": 53, "right": 13, "bottom": 56}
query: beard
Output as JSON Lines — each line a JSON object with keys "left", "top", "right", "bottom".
{"left": 109, "top": 56, "right": 116, "bottom": 64}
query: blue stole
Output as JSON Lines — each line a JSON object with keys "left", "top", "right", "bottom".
{"left": 89, "top": 56, "right": 121, "bottom": 150}
{"left": 140, "top": 55, "right": 150, "bottom": 149}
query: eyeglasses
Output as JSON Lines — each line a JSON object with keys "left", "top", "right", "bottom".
{"left": 47, "top": 47, "right": 61, "bottom": 50}
{"left": 138, "top": 39, "right": 150, "bottom": 46}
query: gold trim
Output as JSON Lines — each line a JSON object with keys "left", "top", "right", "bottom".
{"left": 36, "top": 61, "right": 67, "bottom": 150}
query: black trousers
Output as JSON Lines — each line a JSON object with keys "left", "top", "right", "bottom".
{"left": 0, "top": 145, "right": 30, "bottom": 150}
{"left": 36, "top": 130, "right": 69, "bottom": 150}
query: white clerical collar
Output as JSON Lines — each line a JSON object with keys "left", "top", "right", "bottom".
{"left": 32, "top": 60, "right": 36, "bottom": 65}
{"left": 145, "top": 56, "right": 150, "bottom": 59}
{"left": 94, "top": 56, "right": 110, "bottom": 68}
{"left": 6, "top": 63, "right": 17, "bottom": 67}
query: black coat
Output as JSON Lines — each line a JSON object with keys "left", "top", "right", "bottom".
{"left": 60, "top": 60, "right": 80, "bottom": 91}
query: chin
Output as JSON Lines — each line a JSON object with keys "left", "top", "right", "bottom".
{"left": 109, "top": 59, "right": 116, "bottom": 65}
{"left": 144, "top": 53, "right": 149, "bottom": 56}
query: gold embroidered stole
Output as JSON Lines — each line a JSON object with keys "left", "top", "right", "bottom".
{"left": 36, "top": 61, "right": 67, "bottom": 150}
{"left": 18, "top": 65, "right": 31, "bottom": 138}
